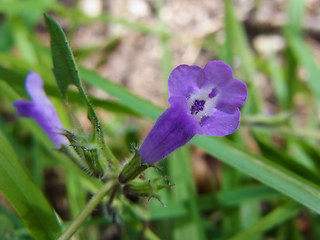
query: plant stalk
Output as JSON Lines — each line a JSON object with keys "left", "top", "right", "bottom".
{"left": 57, "top": 180, "right": 114, "bottom": 240}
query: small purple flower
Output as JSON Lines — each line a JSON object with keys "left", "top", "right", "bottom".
{"left": 13, "top": 71, "right": 68, "bottom": 148}
{"left": 138, "top": 61, "right": 247, "bottom": 164}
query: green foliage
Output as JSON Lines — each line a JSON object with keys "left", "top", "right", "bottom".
{"left": 0, "top": 130, "right": 61, "bottom": 240}
{"left": 44, "top": 13, "right": 103, "bottom": 141}
{"left": 1, "top": 0, "right": 320, "bottom": 239}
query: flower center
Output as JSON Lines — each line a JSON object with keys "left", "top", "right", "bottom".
{"left": 188, "top": 86, "right": 219, "bottom": 122}
{"left": 191, "top": 100, "right": 206, "bottom": 115}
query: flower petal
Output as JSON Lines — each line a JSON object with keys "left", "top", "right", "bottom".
{"left": 216, "top": 78, "right": 248, "bottom": 108}
{"left": 14, "top": 71, "right": 68, "bottom": 148}
{"left": 13, "top": 100, "right": 35, "bottom": 117}
{"left": 168, "top": 64, "right": 203, "bottom": 98}
{"left": 25, "top": 71, "right": 49, "bottom": 104}
{"left": 202, "top": 61, "right": 234, "bottom": 88}
{"left": 198, "top": 107, "right": 240, "bottom": 136}
{"left": 138, "top": 96, "right": 198, "bottom": 163}
{"left": 32, "top": 103, "right": 67, "bottom": 147}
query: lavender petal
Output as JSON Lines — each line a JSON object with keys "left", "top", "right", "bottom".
{"left": 199, "top": 107, "right": 241, "bottom": 136}
{"left": 138, "top": 96, "right": 199, "bottom": 163}
{"left": 215, "top": 78, "right": 248, "bottom": 108}
{"left": 168, "top": 64, "right": 203, "bottom": 98}
{"left": 13, "top": 72, "right": 68, "bottom": 148}
{"left": 203, "top": 61, "right": 234, "bottom": 89}
{"left": 13, "top": 100, "right": 35, "bottom": 117}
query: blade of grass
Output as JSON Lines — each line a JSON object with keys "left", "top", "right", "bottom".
{"left": 199, "top": 185, "right": 280, "bottom": 209}
{"left": 224, "top": 0, "right": 255, "bottom": 83}
{"left": 149, "top": 185, "right": 280, "bottom": 221}
{"left": 229, "top": 202, "right": 301, "bottom": 240}
{"left": 221, "top": 164, "right": 240, "bottom": 237}
{"left": 192, "top": 135, "right": 320, "bottom": 214}
{"left": 253, "top": 131, "right": 320, "bottom": 184}
{"left": 8, "top": 15, "right": 38, "bottom": 64}
{"left": 265, "top": 58, "right": 289, "bottom": 109}
{"left": 0, "top": 129, "right": 61, "bottom": 239}
{"left": 286, "top": 33, "right": 320, "bottom": 101}
{"left": 80, "top": 67, "right": 163, "bottom": 120}
{"left": 285, "top": 0, "right": 320, "bottom": 101}
{"left": 224, "top": 0, "right": 262, "bottom": 115}
{"left": 287, "top": 0, "right": 305, "bottom": 34}
{"left": 168, "top": 147, "right": 206, "bottom": 240}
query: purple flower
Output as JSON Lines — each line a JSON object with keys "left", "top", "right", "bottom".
{"left": 138, "top": 61, "right": 247, "bottom": 164}
{"left": 13, "top": 71, "right": 68, "bottom": 148}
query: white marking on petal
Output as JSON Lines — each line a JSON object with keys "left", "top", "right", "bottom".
{"left": 187, "top": 85, "right": 219, "bottom": 122}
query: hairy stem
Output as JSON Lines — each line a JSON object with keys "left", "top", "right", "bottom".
{"left": 57, "top": 180, "right": 115, "bottom": 240}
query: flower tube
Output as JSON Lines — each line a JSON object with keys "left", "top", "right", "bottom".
{"left": 13, "top": 71, "right": 68, "bottom": 148}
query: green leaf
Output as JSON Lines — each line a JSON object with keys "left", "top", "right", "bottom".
{"left": 265, "top": 58, "right": 289, "bottom": 108}
{"left": 224, "top": 0, "right": 255, "bottom": 83}
{"left": 229, "top": 202, "right": 301, "bottom": 240}
{"left": 43, "top": 13, "right": 104, "bottom": 141}
{"left": 42, "top": 13, "right": 122, "bottom": 173}
{"left": 80, "top": 67, "right": 163, "bottom": 120}
{"left": 43, "top": 13, "right": 80, "bottom": 97}
{"left": 287, "top": 0, "right": 305, "bottom": 34}
{"left": 9, "top": 15, "right": 38, "bottom": 64}
{"left": 253, "top": 132, "right": 320, "bottom": 185}
{"left": 192, "top": 136, "right": 320, "bottom": 214}
{"left": 287, "top": 34, "right": 320, "bottom": 101}
{"left": 44, "top": 13, "right": 122, "bottom": 172}
{"left": 0, "top": 130, "right": 61, "bottom": 239}
{"left": 168, "top": 147, "right": 206, "bottom": 240}
{"left": 0, "top": 0, "right": 55, "bottom": 15}
{"left": 0, "top": 21, "right": 14, "bottom": 52}
{"left": 198, "top": 185, "right": 279, "bottom": 209}
{"left": 224, "top": 0, "right": 261, "bottom": 114}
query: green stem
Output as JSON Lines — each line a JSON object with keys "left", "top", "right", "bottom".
{"left": 101, "top": 144, "right": 119, "bottom": 171}
{"left": 58, "top": 180, "right": 114, "bottom": 240}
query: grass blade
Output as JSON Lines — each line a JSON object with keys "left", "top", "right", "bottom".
{"left": 0, "top": 130, "right": 61, "bottom": 239}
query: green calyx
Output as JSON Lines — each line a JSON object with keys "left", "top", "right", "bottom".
{"left": 118, "top": 153, "right": 149, "bottom": 184}
{"left": 62, "top": 130, "right": 105, "bottom": 178}
{"left": 123, "top": 177, "right": 172, "bottom": 205}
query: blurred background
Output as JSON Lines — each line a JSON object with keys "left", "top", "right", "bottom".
{"left": 1, "top": 0, "right": 320, "bottom": 239}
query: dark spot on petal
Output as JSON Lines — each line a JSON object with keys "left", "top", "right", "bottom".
{"left": 200, "top": 116, "right": 209, "bottom": 127}
{"left": 208, "top": 88, "right": 218, "bottom": 98}
{"left": 191, "top": 100, "right": 206, "bottom": 115}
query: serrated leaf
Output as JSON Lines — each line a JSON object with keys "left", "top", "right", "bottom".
{"left": 43, "top": 13, "right": 80, "bottom": 97}
{"left": 43, "top": 13, "right": 105, "bottom": 144}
